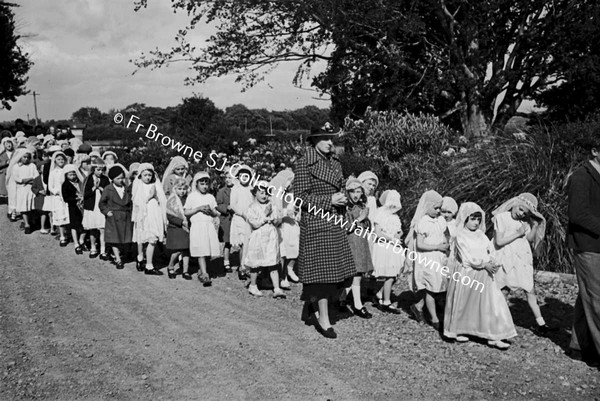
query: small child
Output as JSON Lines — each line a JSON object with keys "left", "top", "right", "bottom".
{"left": 98, "top": 165, "right": 134, "bottom": 269}
{"left": 216, "top": 168, "right": 235, "bottom": 273}
{"left": 101, "top": 151, "right": 118, "bottom": 168}
{"left": 61, "top": 164, "right": 86, "bottom": 254}
{"left": 229, "top": 165, "right": 254, "bottom": 280}
{"left": 340, "top": 177, "right": 374, "bottom": 318}
{"left": 444, "top": 202, "right": 517, "bottom": 349}
{"left": 47, "top": 151, "right": 70, "bottom": 246}
{"left": 184, "top": 172, "right": 221, "bottom": 286}
{"left": 132, "top": 163, "right": 167, "bottom": 275}
{"left": 166, "top": 177, "right": 191, "bottom": 280}
{"left": 12, "top": 148, "right": 39, "bottom": 234}
{"left": 82, "top": 158, "right": 110, "bottom": 259}
{"left": 162, "top": 156, "right": 192, "bottom": 197}
{"left": 408, "top": 190, "right": 449, "bottom": 329}
{"left": 357, "top": 171, "right": 379, "bottom": 221}
{"left": 371, "top": 190, "right": 404, "bottom": 314}
{"left": 270, "top": 169, "right": 300, "bottom": 288}
{"left": 492, "top": 193, "right": 551, "bottom": 334}
{"left": 441, "top": 196, "right": 459, "bottom": 239}
{"left": 244, "top": 180, "right": 285, "bottom": 298}
{"left": 31, "top": 160, "right": 50, "bottom": 233}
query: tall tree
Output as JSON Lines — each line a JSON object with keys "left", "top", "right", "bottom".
{"left": 133, "top": 0, "right": 599, "bottom": 136}
{"left": 71, "top": 107, "right": 105, "bottom": 126}
{"left": 0, "top": 2, "right": 32, "bottom": 110}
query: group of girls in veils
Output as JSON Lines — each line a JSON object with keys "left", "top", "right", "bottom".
{"left": 3, "top": 140, "right": 553, "bottom": 346}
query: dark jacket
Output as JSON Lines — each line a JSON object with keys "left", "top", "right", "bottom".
{"left": 82, "top": 174, "right": 110, "bottom": 210}
{"left": 567, "top": 161, "right": 600, "bottom": 252}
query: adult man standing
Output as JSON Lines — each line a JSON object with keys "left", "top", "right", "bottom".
{"left": 568, "top": 137, "right": 600, "bottom": 366}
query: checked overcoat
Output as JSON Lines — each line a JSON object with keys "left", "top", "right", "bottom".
{"left": 294, "top": 146, "right": 356, "bottom": 284}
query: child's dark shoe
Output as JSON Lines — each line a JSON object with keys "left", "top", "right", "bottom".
{"left": 182, "top": 272, "right": 192, "bottom": 280}
{"left": 75, "top": 246, "right": 83, "bottom": 255}
{"left": 167, "top": 269, "right": 177, "bottom": 279}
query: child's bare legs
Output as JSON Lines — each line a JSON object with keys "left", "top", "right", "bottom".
{"left": 137, "top": 243, "right": 144, "bottom": 262}
{"left": 425, "top": 291, "right": 439, "bottom": 323}
{"left": 198, "top": 256, "right": 208, "bottom": 277}
{"left": 381, "top": 278, "right": 394, "bottom": 305}
{"left": 58, "top": 225, "right": 67, "bottom": 240}
{"left": 286, "top": 258, "right": 299, "bottom": 282}
{"left": 145, "top": 241, "right": 156, "bottom": 269}
{"left": 269, "top": 267, "right": 282, "bottom": 292}
{"left": 223, "top": 243, "right": 231, "bottom": 268}
{"left": 22, "top": 211, "right": 30, "bottom": 228}
{"left": 99, "top": 228, "right": 105, "bottom": 254}
{"left": 249, "top": 271, "right": 258, "bottom": 287}
{"left": 168, "top": 251, "right": 181, "bottom": 271}
{"left": 40, "top": 213, "right": 49, "bottom": 231}
{"left": 526, "top": 288, "right": 546, "bottom": 326}
{"left": 89, "top": 231, "right": 97, "bottom": 252}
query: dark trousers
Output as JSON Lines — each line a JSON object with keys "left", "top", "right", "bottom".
{"left": 570, "top": 251, "right": 600, "bottom": 360}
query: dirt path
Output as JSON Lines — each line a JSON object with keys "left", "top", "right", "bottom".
{"left": 0, "top": 204, "right": 598, "bottom": 400}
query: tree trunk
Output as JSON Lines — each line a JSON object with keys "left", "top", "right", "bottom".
{"left": 460, "top": 102, "right": 489, "bottom": 138}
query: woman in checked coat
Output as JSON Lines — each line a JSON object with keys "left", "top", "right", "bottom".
{"left": 294, "top": 123, "right": 356, "bottom": 339}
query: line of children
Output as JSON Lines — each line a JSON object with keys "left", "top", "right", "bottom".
{"left": 5, "top": 144, "right": 555, "bottom": 346}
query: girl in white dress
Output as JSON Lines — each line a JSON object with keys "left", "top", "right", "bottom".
{"left": 444, "top": 202, "right": 517, "bottom": 349}
{"left": 229, "top": 165, "right": 254, "bottom": 280}
{"left": 269, "top": 169, "right": 300, "bottom": 289}
{"left": 371, "top": 190, "right": 404, "bottom": 314}
{"left": 184, "top": 172, "right": 221, "bottom": 286}
{"left": 11, "top": 147, "right": 39, "bottom": 233}
{"left": 244, "top": 180, "right": 285, "bottom": 298}
{"left": 492, "top": 193, "right": 551, "bottom": 334}
{"left": 132, "top": 163, "right": 167, "bottom": 275}
{"left": 46, "top": 151, "right": 70, "bottom": 246}
{"left": 406, "top": 190, "right": 450, "bottom": 327}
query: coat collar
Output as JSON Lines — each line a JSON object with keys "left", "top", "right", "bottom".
{"left": 305, "top": 146, "right": 340, "bottom": 166}
{"left": 304, "top": 146, "right": 344, "bottom": 190}
{"left": 585, "top": 161, "right": 600, "bottom": 186}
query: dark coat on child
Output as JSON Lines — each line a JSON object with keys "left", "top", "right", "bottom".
{"left": 294, "top": 146, "right": 356, "bottom": 284}
{"left": 98, "top": 183, "right": 133, "bottom": 244}
{"left": 166, "top": 213, "right": 190, "bottom": 251}
{"left": 61, "top": 179, "right": 83, "bottom": 230}
{"left": 82, "top": 174, "right": 110, "bottom": 211}
{"left": 31, "top": 175, "right": 45, "bottom": 211}
{"left": 216, "top": 185, "right": 232, "bottom": 243}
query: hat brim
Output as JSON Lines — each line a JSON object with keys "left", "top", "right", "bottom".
{"left": 305, "top": 129, "right": 342, "bottom": 141}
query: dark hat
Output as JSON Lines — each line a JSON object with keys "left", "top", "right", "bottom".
{"left": 77, "top": 143, "right": 92, "bottom": 154}
{"left": 63, "top": 148, "right": 75, "bottom": 158}
{"left": 306, "top": 122, "right": 342, "bottom": 141}
{"left": 108, "top": 165, "right": 124, "bottom": 180}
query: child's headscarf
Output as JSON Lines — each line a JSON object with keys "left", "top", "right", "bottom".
{"left": 441, "top": 196, "right": 458, "bottom": 216}
{"left": 166, "top": 176, "right": 189, "bottom": 232}
{"left": 191, "top": 171, "right": 211, "bottom": 193}
{"left": 6, "top": 147, "right": 34, "bottom": 186}
{"left": 162, "top": 156, "right": 188, "bottom": 180}
{"left": 72, "top": 153, "right": 91, "bottom": 182}
{"left": 132, "top": 163, "right": 167, "bottom": 228}
{"left": 455, "top": 202, "right": 486, "bottom": 236}
{"left": 357, "top": 171, "right": 379, "bottom": 192}
{"left": 403, "top": 190, "right": 443, "bottom": 274}
{"left": 269, "top": 169, "right": 294, "bottom": 210}
{"left": 49, "top": 151, "right": 67, "bottom": 172}
{"left": 371, "top": 189, "right": 402, "bottom": 226}
{"left": 345, "top": 177, "right": 367, "bottom": 205}
{"left": 492, "top": 193, "right": 546, "bottom": 251}
{"left": 101, "top": 151, "right": 118, "bottom": 164}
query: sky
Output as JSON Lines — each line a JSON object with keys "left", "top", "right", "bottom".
{"left": 1, "top": 0, "right": 330, "bottom": 123}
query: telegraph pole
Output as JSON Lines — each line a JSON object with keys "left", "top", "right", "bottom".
{"left": 32, "top": 91, "right": 40, "bottom": 126}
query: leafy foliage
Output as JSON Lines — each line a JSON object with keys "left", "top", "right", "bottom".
{"left": 133, "top": 0, "right": 600, "bottom": 137}
{"left": 0, "top": 2, "right": 32, "bottom": 110}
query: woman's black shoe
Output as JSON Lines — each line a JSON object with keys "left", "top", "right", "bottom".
{"left": 315, "top": 322, "right": 337, "bottom": 339}
{"left": 351, "top": 305, "right": 373, "bottom": 319}
{"left": 167, "top": 269, "right": 176, "bottom": 279}
{"left": 144, "top": 268, "right": 163, "bottom": 276}
{"left": 136, "top": 259, "right": 145, "bottom": 272}
{"left": 182, "top": 272, "right": 192, "bottom": 280}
